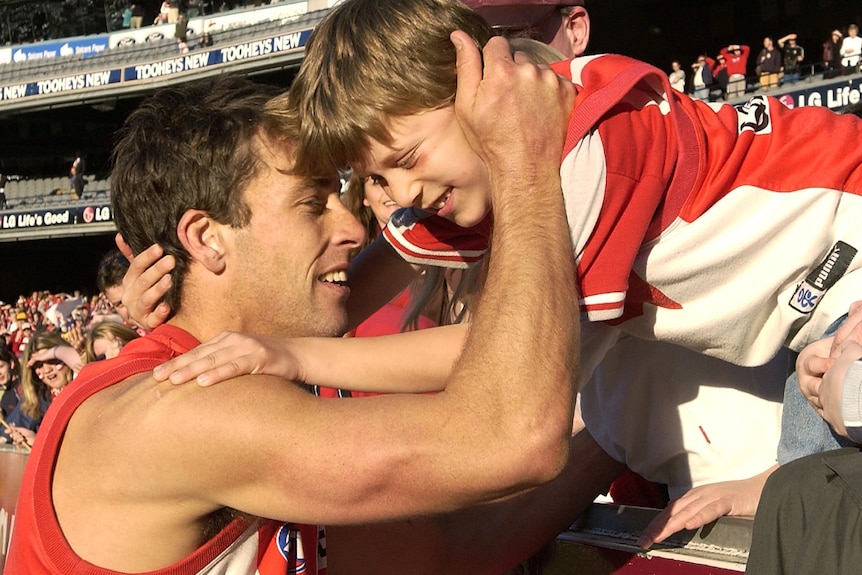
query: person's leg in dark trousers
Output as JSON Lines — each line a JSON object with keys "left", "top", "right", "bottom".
{"left": 747, "top": 447, "right": 862, "bottom": 574}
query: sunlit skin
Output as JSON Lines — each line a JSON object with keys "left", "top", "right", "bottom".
{"left": 357, "top": 106, "right": 492, "bottom": 229}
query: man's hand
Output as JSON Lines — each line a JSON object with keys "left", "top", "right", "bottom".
{"left": 450, "top": 30, "right": 573, "bottom": 206}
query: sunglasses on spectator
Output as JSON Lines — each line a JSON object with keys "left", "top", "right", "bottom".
{"left": 31, "top": 359, "right": 64, "bottom": 371}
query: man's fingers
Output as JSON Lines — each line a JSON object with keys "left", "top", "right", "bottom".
{"left": 451, "top": 30, "right": 482, "bottom": 111}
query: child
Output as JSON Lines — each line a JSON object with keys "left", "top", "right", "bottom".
{"left": 268, "top": 0, "right": 862, "bottom": 379}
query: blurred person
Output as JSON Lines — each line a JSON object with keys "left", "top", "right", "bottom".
{"left": 198, "top": 31, "right": 213, "bottom": 48}
{"left": 719, "top": 43, "right": 750, "bottom": 98}
{"left": 668, "top": 59, "right": 686, "bottom": 92}
{"left": 5, "top": 71, "right": 606, "bottom": 575}
{"left": 122, "top": 4, "right": 132, "bottom": 28}
{"left": 84, "top": 321, "right": 140, "bottom": 363}
{"left": 823, "top": 28, "right": 843, "bottom": 78}
{"left": 841, "top": 23, "right": 862, "bottom": 72}
{"left": 0, "top": 346, "right": 22, "bottom": 418}
{"left": 711, "top": 52, "right": 729, "bottom": 100}
{"left": 69, "top": 150, "right": 86, "bottom": 198}
{"left": 96, "top": 248, "right": 132, "bottom": 324}
{"left": 130, "top": 3, "right": 143, "bottom": 28}
{"left": 0, "top": 171, "right": 7, "bottom": 209}
{"left": 756, "top": 36, "right": 782, "bottom": 91}
{"left": 175, "top": 13, "right": 189, "bottom": 53}
{"left": 691, "top": 54, "right": 713, "bottom": 100}
{"left": 0, "top": 331, "right": 80, "bottom": 448}
{"left": 778, "top": 33, "right": 804, "bottom": 84}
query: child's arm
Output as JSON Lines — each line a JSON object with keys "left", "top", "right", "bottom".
{"left": 153, "top": 324, "right": 468, "bottom": 393}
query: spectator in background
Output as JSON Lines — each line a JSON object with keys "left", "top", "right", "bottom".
{"left": 198, "top": 31, "right": 213, "bottom": 48}
{"left": 691, "top": 54, "right": 713, "bottom": 100}
{"left": 0, "top": 346, "right": 21, "bottom": 418}
{"left": 711, "top": 52, "right": 729, "bottom": 100}
{"left": 720, "top": 43, "right": 750, "bottom": 98}
{"left": 0, "top": 331, "right": 81, "bottom": 448}
{"left": 778, "top": 33, "right": 804, "bottom": 84}
{"left": 0, "top": 172, "right": 7, "bottom": 209}
{"left": 69, "top": 151, "right": 86, "bottom": 199}
{"left": 668, "top": 60, "right": 685, "bottom": 92}
{"left": 841, "top": 23, "right": 862, "bottom": 73}
{"left": 757, "top": 36, "right": 782, "bottom": 91}
{"left": 155, "top": 1, "right": 170, "bottom": 24}
{"left": 130, "top": 3, "right": 143, "bottom": 29}
{"left": 175, "top": 13, "right": 188, "bottom": 53}
{"left": 122, "top": 4, "right": 132, "bottom": 29}
{"left": 187, "top": 0, "right": 201, "bottom": 18}
{"left": 823, "top": 28, "right": 843, "bottom": 78}
{"left": 85, "top": 321, "right": 140, "bottom": 362}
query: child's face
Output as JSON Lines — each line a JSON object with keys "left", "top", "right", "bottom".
{"left": 356, "top": 105, "right": 492, "bottom": 228}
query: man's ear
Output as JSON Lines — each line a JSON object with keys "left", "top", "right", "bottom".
{"left": 564, "top": 6, "right": 590, "bottom": 58}
{"left": 176, "top": 210, "right": 228, "bottom": 273}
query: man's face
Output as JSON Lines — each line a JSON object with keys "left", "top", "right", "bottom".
{"left": 227, "top": 136, "right": 365, "bottom": 338}
{"left": 356, "top": 106, "right": 492, "bottom": 229}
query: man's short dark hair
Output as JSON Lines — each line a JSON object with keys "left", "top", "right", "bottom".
{"left": 111, "top": 76, "right": 283, "bottom": 313}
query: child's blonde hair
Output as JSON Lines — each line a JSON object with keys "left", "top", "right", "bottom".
{"left": 267, "top": 0, "right": 495, "bottom": 176}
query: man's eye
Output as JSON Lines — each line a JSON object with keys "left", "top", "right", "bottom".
{"left": 305, "top": 198, "right": 328, "bottom": 213}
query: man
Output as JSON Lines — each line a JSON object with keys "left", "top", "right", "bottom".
{"left": 719, "top": 43, "right": 751, "bottom": 99}
{"left": 778, "top": 33, "right": 804, "bottom": 84}
{"left": 462, "top": 0, "right": 590, "bottom": 58}
{"left": 5, "top": 63, "right": 594, "bottom": 573}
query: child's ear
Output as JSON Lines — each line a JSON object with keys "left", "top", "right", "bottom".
{"left": 176, "top": 210, "right": 228, "bottom": 273}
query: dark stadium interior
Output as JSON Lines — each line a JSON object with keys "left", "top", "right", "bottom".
{"left": 1, "top": 0, "right": 860, "bottom": 304}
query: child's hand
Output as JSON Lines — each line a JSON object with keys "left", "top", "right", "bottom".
{"left": 832, "top": 300, "right": 862, "bottom": 356}
{"left": 797, "top": 336, "right": 834, "bottom": 416}
{"left": 637, "top": 466, "right": 775, "bottom": 550}
{"left": 819, "top": 340, "right": 862, "bottom": 439}
{"left": 153, "top": 331, "right": 306, "bottom": 387}
{"left": 116, "top": 235, "right": 175, "bottom": 331}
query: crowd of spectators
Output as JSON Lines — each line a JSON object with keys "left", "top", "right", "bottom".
{"left": 0, "top": 248, "right": 141, "bottom": 450}
{"left": 669, "top": 21, "right": 862, "bottom": 101}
